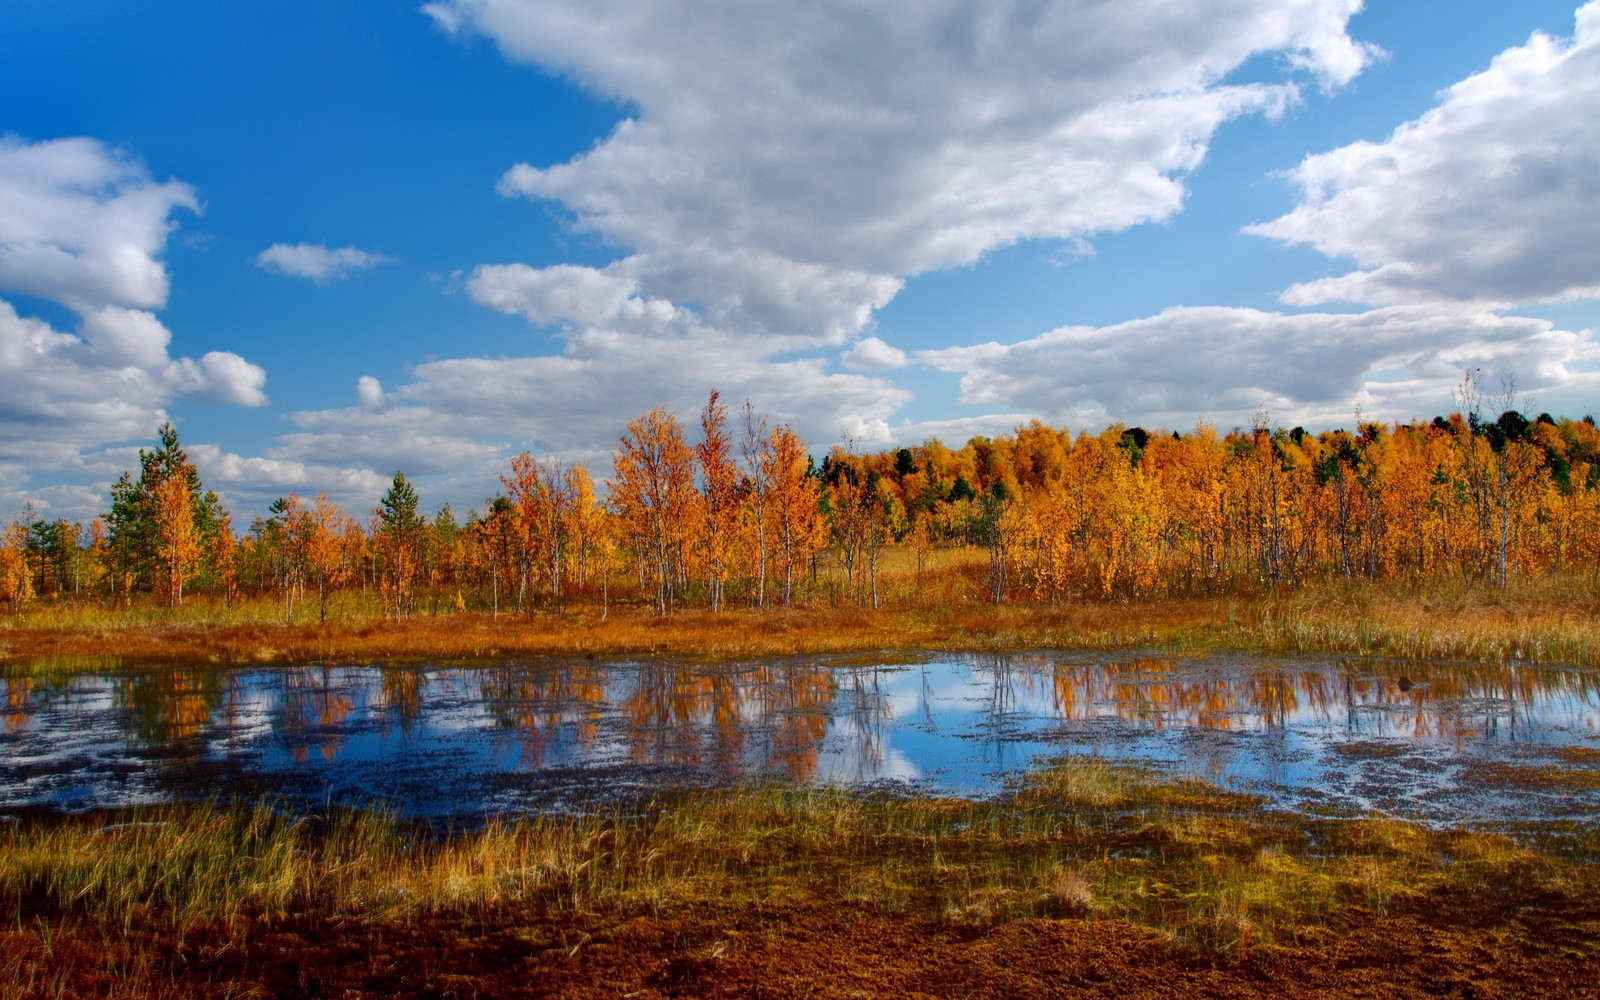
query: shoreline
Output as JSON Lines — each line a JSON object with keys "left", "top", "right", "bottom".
{"left": 4, "top": 578, "right": 1599, "bottom": 670}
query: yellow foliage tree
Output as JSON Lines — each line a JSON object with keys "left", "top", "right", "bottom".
{"left": 152, "top": 472, "right": 201, "bottom": 608}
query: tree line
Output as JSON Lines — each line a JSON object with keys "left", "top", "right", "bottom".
{"left": 4, "top": 382, "right": 1599, "bottom": 615}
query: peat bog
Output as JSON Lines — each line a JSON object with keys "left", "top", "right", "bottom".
{"left": 5, "top": 641, "right": 1600, "bottom": 997}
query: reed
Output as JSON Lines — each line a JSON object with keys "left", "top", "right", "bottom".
{"left": 3, "top": 759, "right": 1589, "bottom": 966}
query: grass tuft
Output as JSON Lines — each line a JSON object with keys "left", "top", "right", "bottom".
{"left": 4, "top": 759, "right": 1590, "bottom": 973}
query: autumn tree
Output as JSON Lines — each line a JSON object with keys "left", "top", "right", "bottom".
{"left": 104, "top": 423, "right": 228, "bottom": 601}
{"left": 501, "top": 453, "right": 543, "bottom": 610}
{"left": 824, "top": 448, "right": 901, "bottom": 608}
{"left": 697, "top": 390, "right": 741, "bottom": 610}
{"left": 472, "top": 496, "right": 521, "bottom": 618}
{"left": 538, "top": 465, "right": 572, "bottom": 600}
{"left": 212, "top": 510, "right": 239, "bottom": 610}
{"left": 561, "top": 465, "right": 608, "bottom": 593}
{"left": 152, "top": 471, "right": 201, "bottom": 607}
{"left": 271, "top": 493, "right": 310, "bottom": 616}
{"left": 762, "top": 422, "right": 824, "bottom": 605}
{"left": 0, "top": 520, "right": 33, "bottom": 607}
{"left": 611, "top": 407, "right": 699, "bottom": 615}
{"left": 304, "top": 493, "right": 355, "bottom": 622}
{"left": 374, "top": 472, "right": 424, "bottom": 620}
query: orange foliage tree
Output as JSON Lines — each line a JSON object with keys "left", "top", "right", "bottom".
{"left": 151, "top": 471, "right": 201, "bottom": 607}
{"left": 611, "top": 407, "right": 700, "bottom": 615}
{"left": 762, "top": 423, "right": 824, "bottom": 606}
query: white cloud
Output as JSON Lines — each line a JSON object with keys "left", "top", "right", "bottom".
{"left": 0, "top": 300, "right": 168, "bottom": 466}
{"left": 316, "top": 0, "right": 1374, "bottom": 505}
{"left": 183, "top": 443, "right": 391, "bottom": 524}
{"left": 1250, "top": 2, "right": 1600, "bottom": 307}
{"left": 429, "top": 0, "right": 1373, "bottom": 347}
{"left": 921, "top": 304, "right": 1600, "bottom": 430}
{"left": 0, "top": 299, "right": 269, "bottom": 460}
{"left": 357, "top": 375, "right": 384, "bottom": 409}
{"left": 255, "top": 242, "right": 396, "bottom": 283}
{"left": 892, "top": 412, "right": 1042, "bottom": 447}
{"left": 842, "top": 337, "right": 907, "bottom": 372}
{"left": 0, "top": 134, "right": 198, "bottom": 312}
{"left": 465, "top": 261, "right": 691, "bottom": 333}
{"left": 273, "top": 327, "right": 912, "bottom": 509}
{"left": 167, "top": 351, "right": 270, "bottom": 407}
{"left": 0, "top": 136, "right": 269, "bottom": 516}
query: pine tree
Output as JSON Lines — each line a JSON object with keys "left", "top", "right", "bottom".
{"left": 104, "top": 423, "right": 228, "bottom": 604}
{"left": 375, "top": 472, "right": 424, "bottom": 620}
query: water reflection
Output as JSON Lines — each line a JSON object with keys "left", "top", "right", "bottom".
{"left": 1027, "top": 655, "right": 1600, "bottom": 741}
{"left": 115, "top": 670, "right": 237, "bottom": 746}
{"left": 2, "top": 651, "right": 1598, "bottom": 828}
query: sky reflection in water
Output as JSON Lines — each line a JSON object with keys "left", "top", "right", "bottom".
{"left": 3, "top": 652, "right": 1598, "bottom": 828}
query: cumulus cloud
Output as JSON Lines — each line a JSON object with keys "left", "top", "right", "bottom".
{"left": 357, "top": 375, "right": 384, "bottom": 409}
{"left": 255, "top": 242, "right": 396, "bottom": 283}
{"left": 0, "top": 300, "right": 167, "bottom": 466}
{"left": 0, "top": 135, "right": 269, "bottom": 514}
{"left": 465, "top": 262, "right": 692, "bottom": 333}
{"left": 278, "top": 328, "right": 911, "bottom": 475}
{"left": 1250, "top": 2, "right": 1600, "bottom": 307}
{"left": 428, "top": 0, "right": 1373, "bottom": 348}
{"left": 276, "top": 0, "right": 1368, "bottom": 502}
{"left": 0, "top": 134, "right": 198, "bottom": 311}
{"left": 842, "top": 337, "right": 908, "bottom": 371}
{"left": 167, "top": 351, "right": 270, "bottom": 407}
{"left": 182, "top": 443, "right": 392, "bottom": 524}
{"left": 0, "top": 300, "right": 268, "bottom": 457}
{"left": 921, "top": 305, "right": 1600, "bottom": 429}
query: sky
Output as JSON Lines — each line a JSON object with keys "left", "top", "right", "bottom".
{"left": 2, "top": 0, "right": 1597, "bottom": 525}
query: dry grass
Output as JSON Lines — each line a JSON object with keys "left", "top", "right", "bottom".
{"left": 3, "top": 549, "right": 1598, "bottom": 671}
{"left": 2, "top": 759, "right": 1588, "bottom": 964}
{"left": 1252, "top": 573, "right": 1600, "bottom": 665}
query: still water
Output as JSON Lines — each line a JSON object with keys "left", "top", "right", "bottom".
{"left": 4, "top": 651, "right": 1599, "bottom": 829}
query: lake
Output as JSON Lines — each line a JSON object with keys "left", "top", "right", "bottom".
{"left": 4, "top": 650, "right": 1599, "bottom": 832}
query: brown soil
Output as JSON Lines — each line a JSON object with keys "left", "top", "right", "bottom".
{"left": 9, "top": 886, "right": 1600, "bottom": 1000}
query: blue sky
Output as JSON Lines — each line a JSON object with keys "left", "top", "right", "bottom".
{"left": 3, "top": 0, "right": 1597, "bottom": 524}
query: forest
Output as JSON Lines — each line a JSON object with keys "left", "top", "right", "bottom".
{"left": 4, "top": 381, "right": 1600, "bottom": 621}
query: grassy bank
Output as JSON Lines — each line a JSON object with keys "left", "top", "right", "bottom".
{"left": 4, "top": 569, "right": 1600, "bottom": 671}
{"left": 6, "top": 759, "right": 1598, "bottom": 998}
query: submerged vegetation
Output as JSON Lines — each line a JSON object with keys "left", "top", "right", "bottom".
{"left": 5, "top": 759, "right": 1599, "bottom": 997}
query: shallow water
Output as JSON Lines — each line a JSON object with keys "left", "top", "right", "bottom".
{"left": 3, "top": 650, "right": 1599, "bottom": 829}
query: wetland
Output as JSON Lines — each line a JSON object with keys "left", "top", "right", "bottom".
{"left": 8, "top": 650, "right": 1600, "bottom": 833}
{"left": 5, "top": 627, "right": 1600, "bottom": 998}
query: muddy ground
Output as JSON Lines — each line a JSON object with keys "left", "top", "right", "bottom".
{"left": 9, "top": 883, "right": 1600, "bottom": 999}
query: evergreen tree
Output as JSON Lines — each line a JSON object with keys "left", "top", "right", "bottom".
{"left": 375, "top": 472, "right": 425, "bottom": 619}
{"left": 104, "top": 423, "right": 228, "bottom": 600}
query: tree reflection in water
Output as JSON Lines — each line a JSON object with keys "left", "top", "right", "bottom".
{"left": 617, "top": 660, "right": 836, "bottom": 780}
{"left": 116, "top": 668, "right": 233, "bottom": 745}
{"left": 3, "top": 675, "right": 32, "bottom": 734}
{"left": 377, "top": 668, "right": 426, "bottom": 735}
{"left": 2, "top": 651, "right": 1599, "bottom": 823}
{"left": 280, "top": 667, "right": 355, "bottom": 762}
{"left": 1033, "top": 655, "right": 1600, "bottom": 743}
{"left": 480, "top": 662, "right": 607, "bottom": 769}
